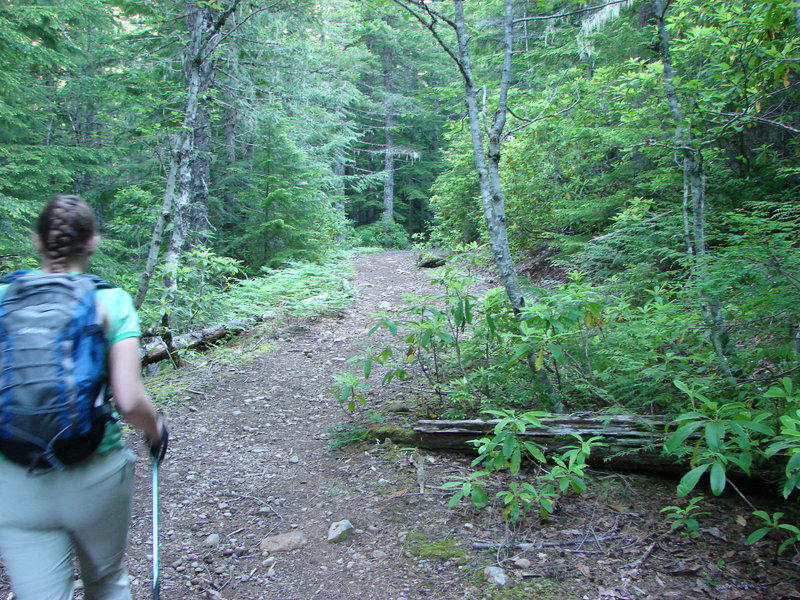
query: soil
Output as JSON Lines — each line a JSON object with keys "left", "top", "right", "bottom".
{"left": 1, "top": 250, "right": 798, "bottom": 600}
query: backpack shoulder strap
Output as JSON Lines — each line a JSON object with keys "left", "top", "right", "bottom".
{"left": 1, "top": 272, "right": 112, "bottom": 286}
{"left": 0, "top": 270, "right": 33, "bottom": 285}
{"left": 81, "top": 274, "right": 113, "bottom": 291}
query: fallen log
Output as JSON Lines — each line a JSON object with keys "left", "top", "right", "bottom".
{"left": 412, "top": 413, "right": 681, "bottom": 473}
{"left": 139, "top": 314, "right": 270, "bottom": 366}
{"left": 360, "top": 414, "right": 780, "bottom": 480}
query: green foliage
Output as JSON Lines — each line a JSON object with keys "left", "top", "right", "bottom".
{"left": 540, "top": 434, "right": 605, "bottom": 495}
{"left": 402, "top": 531, "right": 468, "bottom": 564}
{"left": 764, "top": 380, "right": 800, "bottom": 499}
{"left": 664, "top": 378, "right": 799, "bottom": 499}
{"left": 0, "top": 0, "right": 451, "bottom": 308}
{"left": 335, "top": 248, "right": 554, "bottom": 414}
{"left": 142, "top": 248, "right": 242, "bottom": 332}
{"left": 428, "top": 134, "right": 483, "bottom": 247}
{"left": 0, "top": 195, "right": 37, "bottom": 271}
{"left": 445, "top": 410, "right": 603, "bottom": 521}
{"left": 662, "top": 377, "right": 800, "bottom": 554}
{"left": 0, "top": 1, "right": 116, "bottom": 205}
{"left": 0, "top": 0, "right": 798, "bottom": 543}
{"left": 666, "top": 379, "right": 775, "bottom": 497}
{"left": 747, "top": 511, "right": 800, "bottom": 557}
{"left": 355, "top": 221, "right": 410, "bottom": 249}
{"left": 471, "top": 410, "right": 549, "bottom": 476}
{"left": 140, "top": 254, "right": 354, "bottom": 334}
{"left": 660, "top": 495, "right": 710, "bottom": 538}
{"left": 337, "top": 239, "right": 798, "bottom": 421}
{"left": 227, "top": 256, "right": 355, "bottom": 318}
{"left": 442, "top": 471, "right": 489, "bottom": 510}
{"left": 326, "top": 410, "right": 388, "bottom": 451}
{"left": 332, "top": 371, "right": 369, "bottom": 412}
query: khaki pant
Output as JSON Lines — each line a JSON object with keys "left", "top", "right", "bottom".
{"left": 0, "top": 448, "right": 136, "bottom": 600}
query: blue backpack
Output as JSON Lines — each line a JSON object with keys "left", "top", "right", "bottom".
{"left": 0, "top": 271, "right": 113, "bottom": 471}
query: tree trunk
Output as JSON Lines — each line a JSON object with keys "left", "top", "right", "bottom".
{"left": 382, "top": 44, "right": 396, "bottom": 225}
{"left": 188, "top": 2, "right": 221, "bottom": 248}
{"left": 681, "top": 161, "right": 692, "bottom": 254}
{"left": 133, "top": 140, "right": 181, "bottom": 309}
{"left": 796, "top": 0, "right": 800, "bottom": 35}
{"left": 140, "top": 314, "right": 270, "bottom": 366}
{"left": 654, "top": 0, "right": 704, "bottom": 259}
{"left": 163, "top": 60, "right": 202, "bottom": 306}
{"left": 134, "top": 2, "right": 223, "bottom": 314}
{"left": 225, "top": 106, "right": 237, "bottom": 166}
{"left": 163, "top": 1, "right": 230, "bottom": 326}
{"left": 795, "top": 323, "right": 800, "bottom": 359}
{"left": 382, "top": 111, "right": 396, "bottom": 225}
{"left": 654, "top": 0, "right": 736, "bottom": 382}
{"left": 412, "top": 414, "right": 677, "bottom": 470}
{"left": 137, "top": 1, "right": 240, "bottom": 312}
{"left": 389, "top": 0, "right": 560, "bottom": 410}
{"left": 333, "top": 150, "right": 347, "bottom": 241}
{"left": 453, "top": 0, "right": 562, "bottom": 412}
{"left": 454, "top": 0, "right": 525, "bottom": 317}
{"left": 190, "top": 100, "right": 213, "bottom": 246}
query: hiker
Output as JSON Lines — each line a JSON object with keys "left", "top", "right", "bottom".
{"left": 0, "top": 195, "right": 168, "bottom": 600}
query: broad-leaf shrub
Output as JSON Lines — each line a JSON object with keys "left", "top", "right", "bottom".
{"left": 445, "top": 410, "right": 603, "bottom": 521}
{"left": 333, "top": 248, "right": 798, "bottom": 537}
{"left": 355, "top": 221, "right": 410, "bottom": 249}
{"left": 665, "top": 379, "right": 775, "bottom": 497}
{"left": 337, "top": 247, "right": 796, "bottom": 417}
{"left": 334, "top": 251, "right": 544, "bottom": 415}
{"left": 764, "top": 378, "right": 800, "bottom": 499}
{"left": 664, "top": 377, "right": 800, "bottom": 555}
{"left": 665, "top": 378, "right": 799, "bottom": 498}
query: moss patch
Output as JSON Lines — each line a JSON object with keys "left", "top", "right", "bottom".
{"left": 481, "top": 578, "right": 580, "bottom": 600}
{"left": 404, "top": 531, "right": 468, "bottom": 565}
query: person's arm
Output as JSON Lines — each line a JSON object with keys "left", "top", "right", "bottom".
{"left": 108, "top": 336, "right": 163, "bottom": 444}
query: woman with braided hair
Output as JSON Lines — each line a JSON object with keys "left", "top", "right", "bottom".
{"left": 0, "top": 195, "right": 167, "bottom": 599}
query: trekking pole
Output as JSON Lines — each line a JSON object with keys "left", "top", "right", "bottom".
{"left": 152, "top": 454, "right": 160, "bottom": 600}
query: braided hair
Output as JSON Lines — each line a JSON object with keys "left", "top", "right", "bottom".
{"left": 36, "top": 195, "right": 97, "bottom": 272}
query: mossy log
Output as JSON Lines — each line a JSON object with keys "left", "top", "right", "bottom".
{"left": 415, "top": 250, "right": 449, "bottom": 268}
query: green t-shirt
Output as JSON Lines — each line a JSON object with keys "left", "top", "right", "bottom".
{"left": 0, "top": 273, "right": 141, "bottom": 458}
{"left": 95, "top": 285, "right": 141, "bottom": 453}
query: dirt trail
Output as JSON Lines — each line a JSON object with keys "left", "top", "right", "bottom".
{"left": 127, "top": 250, "right": 468, "bottom": 600}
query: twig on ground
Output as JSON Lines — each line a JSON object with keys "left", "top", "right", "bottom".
{"left": 631, "top": 540, "right": 658, "bottom": 573}
{"left": 727, "top": 478, "right": 757, "bottom": 511}
{"left": 472, "top": 533, "right": 623, "bottom": 551}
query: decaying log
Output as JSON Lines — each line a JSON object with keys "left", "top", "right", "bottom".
{"left": 139, "top": 314, "right": 270, "bottom": 366}
{"left": 412, "top": 413, "right": 680, "bottom": 472}
{"left": 394, "top": 414, "right": 780, "bottom": 480}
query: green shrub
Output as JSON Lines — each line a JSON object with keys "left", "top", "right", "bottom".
{"left": 355, "top": 221, "right": 410, "bottom": 249}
